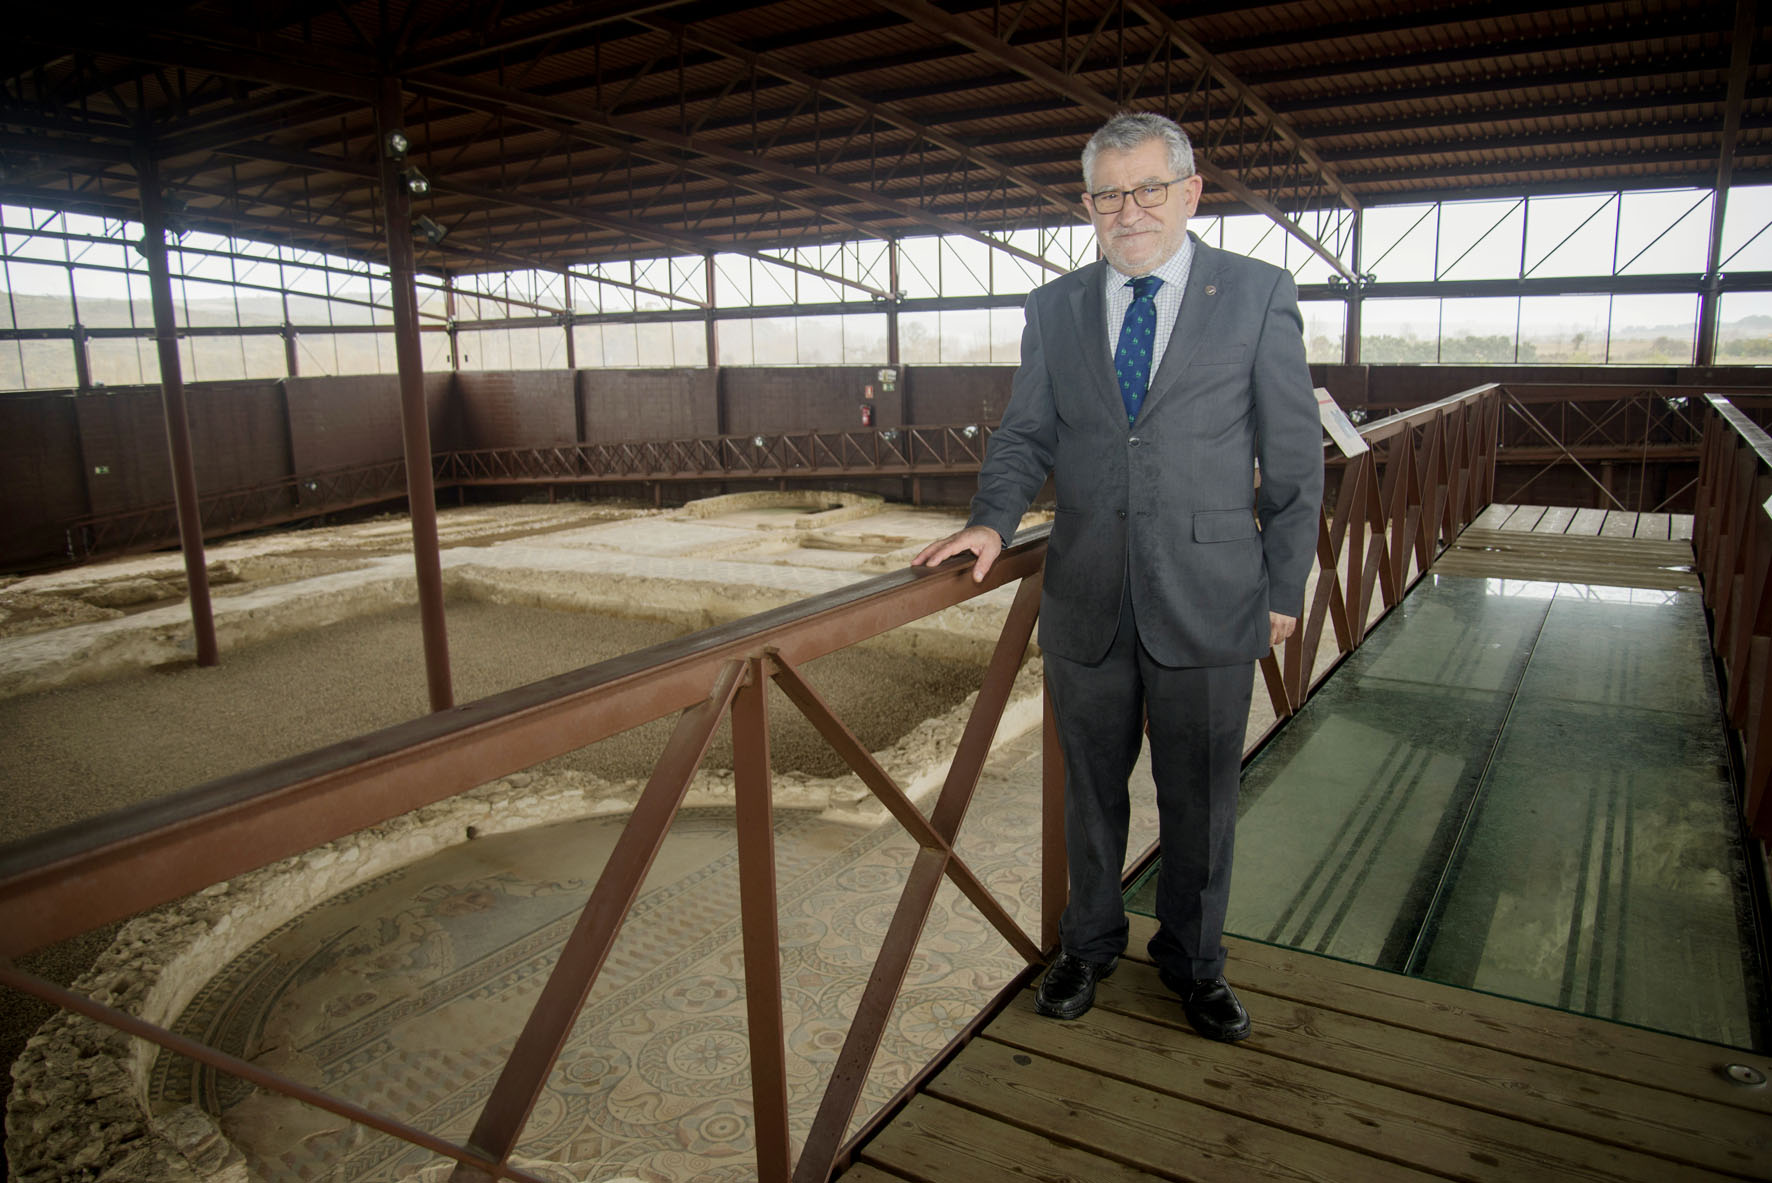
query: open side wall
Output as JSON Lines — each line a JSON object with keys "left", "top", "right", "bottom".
{"left": 2, "top": 363, "right": 1768, "bottom": 568}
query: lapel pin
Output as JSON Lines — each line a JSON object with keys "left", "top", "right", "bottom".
{"left": 1205, "top": 284, "right": 1217, "bottom": 295}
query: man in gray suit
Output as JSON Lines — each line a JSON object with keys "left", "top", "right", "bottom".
{"left": 914, "top": 112, "right": 1323, "bottom": 1041}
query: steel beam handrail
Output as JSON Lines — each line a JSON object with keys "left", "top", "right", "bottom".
{"left": 0, "top": 382, "right": 1503, "bottom": 1183}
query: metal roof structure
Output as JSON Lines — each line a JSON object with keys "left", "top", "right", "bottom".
{"left": 2, "top": 1, "right": 1766, "bottom": 283}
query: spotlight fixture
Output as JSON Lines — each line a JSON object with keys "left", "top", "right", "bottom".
{"left": 401, "top": 166, "right": 430, "bottom": 196}
{"left": 385, "top": 129, "right": 410, "bottom": 159}
{"left": 412, "top": 215, "right": 448, "bottom": 246}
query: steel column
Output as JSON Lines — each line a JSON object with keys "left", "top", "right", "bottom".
{"left": 704, "top": 254, "right": 719, "bottom": 366}
{"left": 1697, "top": 0, "right": 1757, "bottom": 365}
{"left": 733, "top": 657, "right": 792, "bottom": 1183}
{"left": 887, "top": 240, "right": 901, "bottom": 367}
{"left": 375, "top": 77, "right": 454, "bottom": 712}
{"left": 134, "top": 148, "right": 218, "bottom": 668}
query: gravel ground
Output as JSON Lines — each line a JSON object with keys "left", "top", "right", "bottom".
{"left": 0, "top": 598, "right": 983, "bottom": 1178}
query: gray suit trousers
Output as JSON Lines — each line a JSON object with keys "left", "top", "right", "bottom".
{"left": 1044, "top": 589, "right": 1254, "bottom": 980}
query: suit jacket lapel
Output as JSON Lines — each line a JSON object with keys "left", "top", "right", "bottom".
{"left": 1141, "top": 239, "right": 1223, "bottom": 418}
{"left": 1066, "top": 261, "right": 1123, "bottom": 420}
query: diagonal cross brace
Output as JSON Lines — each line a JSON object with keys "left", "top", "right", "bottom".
{"left": 789, "top": 570, "right": 1045, "bottom": 1182}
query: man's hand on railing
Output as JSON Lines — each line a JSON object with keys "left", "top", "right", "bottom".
{"left": 913, "top": 524, "right": 1004, "bottom": 583}
{"left": 1270, "top": 612, "right": 1297, "bottom": 648}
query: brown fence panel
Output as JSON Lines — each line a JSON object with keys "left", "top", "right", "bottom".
{"left": 1696, "top": 396, "right": 1772, "bottom": 842}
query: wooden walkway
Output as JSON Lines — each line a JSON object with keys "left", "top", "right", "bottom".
{"left": 844, "top": 916, "right": 1772, "bottom": 1182}
{"left": 1427, "top": 504, "right": 1697, "bottom": 591}
{"left": 843, "top": 508, "right": 1770, "bottom": 1181}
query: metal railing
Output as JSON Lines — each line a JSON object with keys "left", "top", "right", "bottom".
{"left": 43, "top": 426, "right": 1000, "bottom": 563}
{"left": 61, "top": 458, "right": 411, "bottom": 561}
{"left": 1696, "top": 395, "right": 1772, "bottom": 842}
{"left": 436, "top": 424, "right": 998, "bottom": 486}
{"left": 1495, "top": 384, "right": 1709, "bottom": 513}
{"left": 0, "top": 383, "right": 1502, "bottom": 1182}
{"left": 1264, "top": 383, "right": 1501, "bottom": 725}
{"left": 39, "top": 387, "right": 1729, "bottom": 567}
{"left": 36, "top": 386, "right": 1707, "bottom": 570}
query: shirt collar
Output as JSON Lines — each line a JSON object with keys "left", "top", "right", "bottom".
{"left": 1107, "top": 234, "right": 1194, "bottom": 292}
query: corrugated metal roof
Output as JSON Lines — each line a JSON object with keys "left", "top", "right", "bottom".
{"left": 0, "top": 0, "right": 1763, "bottom": 273}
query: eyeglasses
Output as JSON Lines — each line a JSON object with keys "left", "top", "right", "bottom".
{"left": 1085, "top": 178, "right": 1189, "bottom": 214}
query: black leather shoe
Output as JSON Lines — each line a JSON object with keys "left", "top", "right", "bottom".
{"left": 1160, "top": 969, "right": 1252, "bottom": 1042}
{"left": 1035, "top": 952, "right": 1118, "bottom": 1020}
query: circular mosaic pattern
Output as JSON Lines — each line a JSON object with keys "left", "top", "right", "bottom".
{"left": 826, "top": 893, "right": 905, "bottom": 944}
{"left": 776, "top": 913, "right": 828, "bottom": 949}
{"left": 673, "top": 1097, "right": 753, "bottom": 1157}
{"left": 636, "top": 1015, "right": 751, "bottom": 1095}
{"left": 559, "top": 1049, "right": 624, "bottom": 1093}
{"left": 786, "top": 1014, "right": 851, "bottom": 1064}
{"left": 834, "top": 861, "right": 905, "bottom": 893}
{"left": 662, "top": 974, "right": 739, "bottom": 1014}
{"left": 904, "top": 948, "right": 954, "bottom": 983}
{"left": 897, "top": 992, "right": 972, "bottom": 1052}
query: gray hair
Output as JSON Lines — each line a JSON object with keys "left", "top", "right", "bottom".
{"left": 1081, "top": 112, "right": 1195, "bottom": 191}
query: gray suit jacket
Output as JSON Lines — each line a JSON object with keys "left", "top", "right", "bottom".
{"left": 968, "top": 235, "right": 1325, "bottom": 668}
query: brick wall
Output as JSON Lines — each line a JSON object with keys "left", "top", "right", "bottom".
{"left": 720, "top": 366, "right": 884, "bottom": 436}
{"left": 580, "top": 368, "right": 717, "bottom": 443}
{"left": 73, "top": 381, "right": 289, "bottom": 517}
{"left": 903, "top": 366, "right": 1015, "bottom": 427}
{"left": 0, "top": 394, "right": 86, "bottom": 563}
{"left": 456, "top": 370, "right": 577, "bottom": 448}
{"left": 286, "top": 373, "right": 455, "bottom": 471}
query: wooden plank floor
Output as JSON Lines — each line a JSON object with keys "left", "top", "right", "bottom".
{"left": 1467, "top": 503, "right": 1694, "bottom": 542}
{"left": 846, "top": 915, "right": 1772, "bottom": 1182}
{"left": 1434, "top": 504, "right": 1698, "bottom": 590}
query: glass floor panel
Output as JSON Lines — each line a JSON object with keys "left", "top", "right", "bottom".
{"left": 1126, "top": 574, "right": 1768, "bottom": 1050}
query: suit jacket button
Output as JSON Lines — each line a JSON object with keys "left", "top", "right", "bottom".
{"left": 1116, "top": 510, "right": 1127, "bottom": 519}
{"left": 1128, "top": 436, "right": 1141, "bottom": 446}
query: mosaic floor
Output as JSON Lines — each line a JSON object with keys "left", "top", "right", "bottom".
{"left": 149, "top": 730, "right": 1162, "bottom": 1182}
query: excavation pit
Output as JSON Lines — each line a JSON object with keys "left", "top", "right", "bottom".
{"left": 2, "top": 496, "right": 1053, "bottom": 1183}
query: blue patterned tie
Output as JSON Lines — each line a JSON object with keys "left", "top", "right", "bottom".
{"left": 1115, "top": 275, "right": 1163, "bottom": 426}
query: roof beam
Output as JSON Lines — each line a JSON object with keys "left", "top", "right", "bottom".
{"left": 645, "top": 18, "right": 1079, "bottom": 221}
{"left": 17, "top": 12, "right": 1061, "bottom": 277}
{"left": 397, "top": 2, "right": 687, "bottom": 73}
{"left": 873, "top": 0, "right": 1357, "bottom": 282}
{"left": 1121, "top": 0, "right": 1358, "bottom": 213}
{"left": 1337, "top": 149, "right": 1751, "bottom": 189}
{"left": 14, "top": 19, "right": 377, "bottom": 103}
{"left": 402, "top": 70, "right": 1066, "bottom": 274}
{"left": 1272, "top": 54, "right": 1731, "bottom": 116}
{"left": 1235, "top": 16, "right": 1732, "bottom": 89}
{"left": 183, "top": 138, "right": 890, "bottom": 296}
